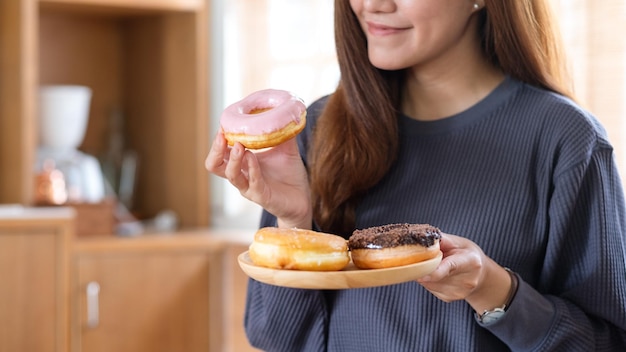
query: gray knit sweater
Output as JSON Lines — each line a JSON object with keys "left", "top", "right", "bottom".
{"left": 244, "top": 77, "right": 626, "bottom": 351}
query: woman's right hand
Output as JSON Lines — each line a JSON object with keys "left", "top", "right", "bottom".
{"left": 205, "top": 132, "right": 313, "bottom": 229}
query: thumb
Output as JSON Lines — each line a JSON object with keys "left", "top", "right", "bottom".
{"left": 438, "top": 232, "right": 461, "bottom": 253}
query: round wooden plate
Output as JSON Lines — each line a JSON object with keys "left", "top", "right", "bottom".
{"left": 237, "top": 251, "right": 443, "bottom": 289}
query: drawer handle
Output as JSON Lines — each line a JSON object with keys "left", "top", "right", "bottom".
{"left": 86, "top": 281, "right": 100, "bottom": 328}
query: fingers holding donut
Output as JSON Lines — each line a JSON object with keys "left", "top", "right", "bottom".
{"left": 205, "top": 132, "right": 260, "bottom": 198}
{"left": 417, "top": 233, "right": 487, "bottom": 302}
{"left": 206, "top": 131, "right": 311, "bottom": 228}
{"left": 205, "top": 131, "right": 231, "bottom": 178}
{"left": 223, "top": 142, "right": 250, "bottom": 189}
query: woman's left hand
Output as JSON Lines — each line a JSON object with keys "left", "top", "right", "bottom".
{"left": 417, "top": 233, "right": 513, "bottom": 314}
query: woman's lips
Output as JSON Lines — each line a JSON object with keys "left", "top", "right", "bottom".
{"left": 366, "top": 21, "right": 408, "bottom": 36}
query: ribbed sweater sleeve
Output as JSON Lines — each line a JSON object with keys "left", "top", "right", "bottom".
{"left": 483, "top": 144, "right": 626, "bottom": 350}
{"left": 243, "top": 78, "right": 626, "bottom": 351}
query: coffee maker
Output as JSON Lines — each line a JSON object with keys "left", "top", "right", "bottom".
{"left": 35, "top": 85, "right": 105, "bottom": 204}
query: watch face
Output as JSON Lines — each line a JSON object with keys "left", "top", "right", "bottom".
{"left": 479, "top": 308, "right": 506, "bottom": 324}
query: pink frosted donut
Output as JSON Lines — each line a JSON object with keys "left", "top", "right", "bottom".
{"left": 220, "top": 89, "right": 307, "bottom": 149}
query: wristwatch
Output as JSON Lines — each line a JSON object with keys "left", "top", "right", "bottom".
{"left": 476, "top": 268, "right": 519, "bottom": 325}
{"left": 478, "top": 305, "right": 507, "bottom": 324}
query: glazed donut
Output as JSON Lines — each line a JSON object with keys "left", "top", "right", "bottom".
{"left": 249, "top": 227, "right": 350, "bottom": 271}
{"left": 220, "top": 89, "right": 307, "bottom": 149}
{"left": 348, "top": 223, "right": 441, "bottom": 269}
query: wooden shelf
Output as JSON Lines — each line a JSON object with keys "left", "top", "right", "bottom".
{"left": 0, "top": 208, "right": 259, "bottom": 351}
{"left": 0, "top": 0, "right": 210, "bottom": 228}
{"left": 39, "top": 0, "right": 205, "bottom": 13}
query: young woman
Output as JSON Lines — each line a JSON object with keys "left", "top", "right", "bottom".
{"left": 206, "top": 0, "right": 626, "bottom": 350}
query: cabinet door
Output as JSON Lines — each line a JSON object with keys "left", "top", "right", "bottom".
{"left": 73, "top": 251, "right": 215, "bottom": 352}
{"left": 222, "top": 243, "right": 262, "bottom": 352}
{"left": 0, "top": 233, "right": 56, "bottom": 352}
{"left": 0, "top": 229, "right": 68, "bottom": 352}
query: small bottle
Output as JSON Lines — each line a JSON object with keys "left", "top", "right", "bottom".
{"left": 34, "top": 159, "right": 68, "bottom": 205}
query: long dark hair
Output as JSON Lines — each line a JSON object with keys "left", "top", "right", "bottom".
{"left": 309, "top": 0, "right": 571, "bottom": 237}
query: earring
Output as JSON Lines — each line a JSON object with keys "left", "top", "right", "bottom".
{"left": 474, "top": 3, "right": 480, "bottom": 10}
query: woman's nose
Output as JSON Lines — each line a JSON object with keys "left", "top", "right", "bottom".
{"left": 362, "top": 0, "right": 396, "bottom": 13}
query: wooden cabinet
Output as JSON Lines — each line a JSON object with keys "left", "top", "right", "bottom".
{"left": 1, "top": 3, "right": 220, "bottom": 347}
{"left": 221, "top": 241, "right": 263, "bottom": 352}
{"left": 71, "top": 233, "right": 225, "bottom": 352}
{"left": 0, "top": 208, "right": 256, "bottom": 352}
{"left": 0, "top": 207, "right": 74, "bottom": 352}
{"left": 0, "top": 0, "right": 210, "bottom": 227}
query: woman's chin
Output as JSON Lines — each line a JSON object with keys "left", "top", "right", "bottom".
{"left": 368, "top": 52, "right": 409, "bottom": 71}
